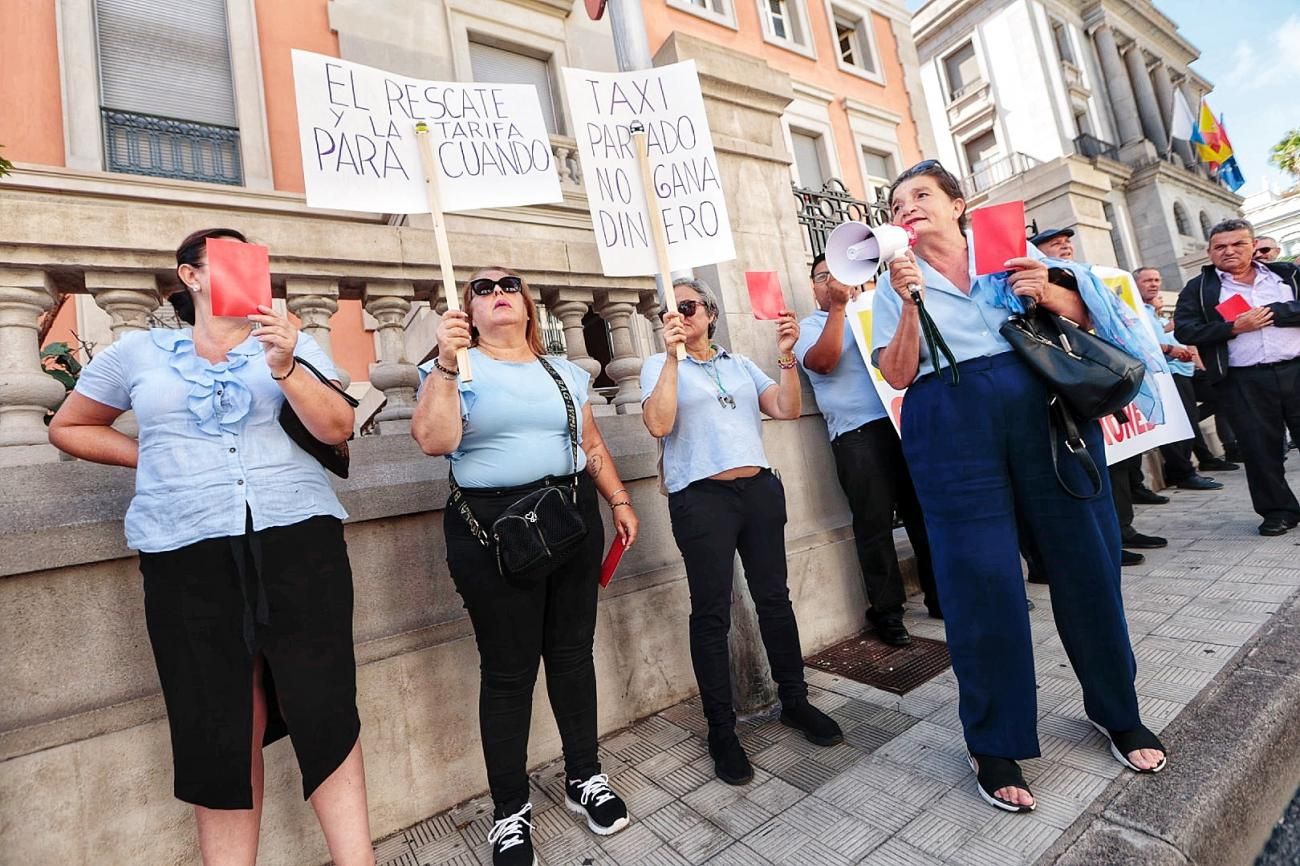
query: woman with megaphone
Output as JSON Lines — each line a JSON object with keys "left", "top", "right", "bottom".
{"left": 870, "top": 161, "right": 1168, "bottom": 814}
{"left": 639, "top": 277, "right": 843, "bottom": 788}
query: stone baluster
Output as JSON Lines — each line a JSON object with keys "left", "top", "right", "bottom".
{"left": 544, "top": 290, "right": 604, "bottom": 405}
{"left": 0, "top": 268, "right": 65, "bottom": 463}
{"left": 595, "top": 289, "right": 644, "bottom": 413}
{"left": 286, "top": 278, "right": 347, "bottom": 387}
{"left": 553, "top": 142, "right": 574, "bottom": 186}
{"left": 1091, "top": 24, "right": 1144, "bottom": 145}
{"left": 1123, "top": 44, "right": 1167, "bottom": 147}
{"left": 85, "top": 271, "right": 161, "bottom": 339}
{"left": 363, "top": 280, "right": 420, "bottom": 434}
{"left": 638, "top": 292, "right": 666, "bottom": 354}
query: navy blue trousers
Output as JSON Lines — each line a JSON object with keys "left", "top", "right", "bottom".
{"left": 901, "top": 353, "right": 1141, "bottom": 758}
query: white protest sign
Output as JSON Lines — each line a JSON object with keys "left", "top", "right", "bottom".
{"left": 846, "top": 289, "right": 907, "bottom": 431}
{"left": 291, "top": 50, "right": 561, "bottom": 214}
{"left": 562, "top": 61, "right": 736, "bottom": 276}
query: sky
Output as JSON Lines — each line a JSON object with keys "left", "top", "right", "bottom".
{"left": 906, "top": 0, "right": 1300, "bottom": 197}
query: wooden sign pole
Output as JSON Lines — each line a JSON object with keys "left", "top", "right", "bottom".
{"left": 630, "top": 120, "right": 686, "bottom": 361}
{"left": 414, "top": 121, "right": 473, "bottom": 381}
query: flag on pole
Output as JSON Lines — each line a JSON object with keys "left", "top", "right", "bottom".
{"left": 1169, "top": 90, "right": 1197, "bottom": 145}
{"left": 1190, "top": 100, "right": 1233, "bottom": 169}
{"left": 1218, "top": 156, "right": 1245, "bottom": 192}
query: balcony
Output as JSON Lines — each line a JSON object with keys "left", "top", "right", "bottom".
{"left": 960, "top": 151, "right": 1043, "bottom": 197}
{"left": 945, "top": 80, "right": 995, "bottom": 137}
{"left": 1061, "top": 61, "right": 1090, "bottom": 102}
{"left": 1073, "top": 133, "right": 1120, "bottom": 162}
{"left": 102, "top": 109, "right": 244, "bottom": 186}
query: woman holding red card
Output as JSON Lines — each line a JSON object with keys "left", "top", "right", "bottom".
{"left": 871, "top": 161, "right": 1167, "bottom": 814}
{"left": 48, "top": 228, "right": 375, "bottom": 865}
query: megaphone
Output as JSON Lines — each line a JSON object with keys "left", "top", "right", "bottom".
{"left": 824, "top": 221, "right": 917, "bottom": 285}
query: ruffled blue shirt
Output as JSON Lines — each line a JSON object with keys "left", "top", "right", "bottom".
{"left": 74, "top": 328, "right": 348, "bottom": 552}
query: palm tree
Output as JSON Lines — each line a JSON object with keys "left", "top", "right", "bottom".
{"left": 1270, "top": 128, "right": 1300, "bottom": 183}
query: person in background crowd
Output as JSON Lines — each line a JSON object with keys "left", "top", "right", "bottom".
{"left": 1255, "top": 236, "right": 1282, "bottom": 263}
{"left": 640, "top": 277, "right": 842, "bottom": 787}
{"left": 48, "top": 228, "right": 375, "bottom": 866}
{"left": 876, "top": 163, "right": 1167, "bottom": 814}
{"left": 797, "top": 254, "right": 941, "bottom": 646}
{"left": 412, "top": 267, "right": 639, "bottom": 866}
{"left": 1175, "top": 219, "right": 1300, "bottom": 536}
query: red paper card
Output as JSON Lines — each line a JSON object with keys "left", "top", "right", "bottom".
{"left": 599, "top": 536, "right": 628, "bottom": 588}
{"left": 745, "top": 271, "right": 785, "bottom": 320}
{"left": 1215, "top": 293, "right": 1250, "bottom": 323}
{"left": 208, "top": 237, "right": 272, "bottom": 318}
{"left": 970, "top": 201, "right": 1028, "bottom": 275}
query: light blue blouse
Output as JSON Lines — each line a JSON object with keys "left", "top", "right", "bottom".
{"left": 639, "top": 348, "right": 776, "bottom": 493}
{"left": 795, "top": 309, "right": 888, "bottom": 439}
{"left": 416, "top": 349, "right": 590, "bottom": 488}
{"left": 73, "top": 328, "right": 348, "bottom": 553}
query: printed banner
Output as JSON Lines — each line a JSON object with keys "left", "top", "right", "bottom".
{"left": 845, "top": 290, "right": 906, "bottom": 431}
{"left": 292, "top": 50, "right": 561, "bottom": 214}
{"left": 562, "top": 61, "right": 736, "bottom": 276}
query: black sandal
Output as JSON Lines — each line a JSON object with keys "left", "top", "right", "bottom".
{"left": 1091, "top": 722, "right": 1167, "bottom": 773}
{"left": 967, "top": 753, "right": 1035, "bottom": 813}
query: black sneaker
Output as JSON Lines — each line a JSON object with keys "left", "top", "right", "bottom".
{"left": 780, "top": 700, "right": 844, "bottom": 746}
{"left": 708, "top": 729, "right": 754, "bottom": 785}
{"left": 1121, "top": 531, "right": 1167, "bottom": 549}
{"left": 1131, "top": 486, "right": 1169, "bottom": 505}
{"left": 488, "top": 802, "right": 535, "bottom": 866}
{"left": 564, "top": 772, "right": 629, "bottom": 836}
{"left": 1198, "top": 458, "right": 1239, "bottom": 472}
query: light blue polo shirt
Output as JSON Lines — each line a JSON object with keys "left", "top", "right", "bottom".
{"left": 795, "top": 309, "right": 887, "bottom": 440}
{"left": 1145, "top": 304, "right": 1194, "bottom": 377}
{"left": 639, "top": 348, "right": 776, "bottom": 493}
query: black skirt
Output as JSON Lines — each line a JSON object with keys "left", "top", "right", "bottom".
{"left": 138, "top": 515, "right": 360, "bottom": 810}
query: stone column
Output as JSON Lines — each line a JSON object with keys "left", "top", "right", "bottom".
{"left": 286, "top": 278, "right": 348, "bottom": 387}
{"left": 637, "top": 292, "right": 665, "bottom": 354}
{"left": 1092, "top": 24, "right": 1144, "bottom": 145}
{"left": 85, "top": 272, "right": 161, "bottom": 340}
{"left": 1124, "top": 44, "right": 1167, "bottom": 147}
{"left": 363, "top": 281, "right": 420, "bottom": 434}
{"left": 545, "top": 290, "right": 604, "bottom": 405}
{"left": 595, "top": 289, "right": 644, "bottom": 413}
{"left": 0, "top": 268, "right": 65, "bottom": 463}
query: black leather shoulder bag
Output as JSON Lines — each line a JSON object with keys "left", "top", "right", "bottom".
{"left": 278, "top": 356, "right": 360, "bottom": 478}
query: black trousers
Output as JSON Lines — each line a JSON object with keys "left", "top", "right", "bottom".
{"left": 1221, "top": 359, "right": 1300, "bottom": 520}
{"left": 1194, "top": 370, "right": 1237, "bottom": 450}
{"left": 1160, "top": 374, "right": 1215, "bottom": 480}
{"left": 668, "top": 469, "right": 808, "bottom": 731}
{"left": 830, "top": 418, "right": 939, "bottom": 620}
{"left": 444, "top": 474, "right": 604, "bottom": 809}
{"left": 1110, "top": 455, "right": 1139, "bottom": 532}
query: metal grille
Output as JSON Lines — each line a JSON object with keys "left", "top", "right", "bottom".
{"left": 102, "top": 109, "right": 243, "bottom": 185}
{"left": 792, "top": 178, "right": 890, "bottom": 258}
{"left": 805, "top": 631, "right": 951, "bottom": 695}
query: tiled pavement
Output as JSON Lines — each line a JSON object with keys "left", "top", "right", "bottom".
{"left": 374, "top": 464, "right": 1300, "bottom": 866}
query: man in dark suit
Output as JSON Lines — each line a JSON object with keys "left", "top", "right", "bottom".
{"left": 1174, "top": 218, "right": 1300, "bottom": 536}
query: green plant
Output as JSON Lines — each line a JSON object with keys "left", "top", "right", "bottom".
{"left": 40, "top": 341, "right": 87, "bottom": 423}
{"left": 1270, "top": 128, "right": 1300, "bottom": 181}
{"left": 0, "top": 145, "right": 12, "bottom": 178}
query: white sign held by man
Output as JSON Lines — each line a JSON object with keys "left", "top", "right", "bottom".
{"left": 562, "top": 61, "right": 735, "bottom": 277}
{"left": 291, "top": 49, "right": 561, "bottom": 214}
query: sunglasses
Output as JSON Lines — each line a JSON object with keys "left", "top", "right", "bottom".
{"left": 469, "top": 276, "right": 524, "bottom": 296}
{"left": 659, "top": 299, "right": 706, "bottom": 320}
{"left": 1257, "top": 247, "right": 1279, "bottom": 255}
{"left": 894, "top": 159, "right": 943, "bottom": 183}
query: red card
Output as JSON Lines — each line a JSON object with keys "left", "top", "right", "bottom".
{"left": 745, "top": 271, "right": 785, "bottom": 320}
{"left": 599, "top": 536, "right": 628, "bottom": 588}
{"left": 208, "top": 237, "right": 272, "bottom": 318}
{"left": 1215, "top": 293, "right": 1250, "bottom": 323}
{"left": 970, "top": 201, "right": 1028, "bottom": 275}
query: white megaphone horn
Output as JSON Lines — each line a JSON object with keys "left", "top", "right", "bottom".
{"left": 824, "top": 221, "right": 917, "bottom": 286}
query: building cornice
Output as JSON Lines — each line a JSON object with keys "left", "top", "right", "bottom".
{"left": 841, "top": 96, "right": 904, "bottom": 126}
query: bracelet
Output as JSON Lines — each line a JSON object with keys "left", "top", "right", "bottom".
{"left": 270, "top": 358, "right": 297, "bottom": 381}
{"left": 777, "top": 353, "right": 797, "bottom": 370}
{"left": 433, "top": 357, "right": 459, "bottom": 380}
{"left": 610, "top": 499, "right": 632, "bottom": 509}
{"left": 608, "top": 487, "right": 628, "bottom": 500}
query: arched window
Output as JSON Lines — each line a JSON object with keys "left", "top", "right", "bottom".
{"left": 1174, "top": 202, "right": 1191, "bottom": 237}
{"left": 1199, "top": 211, "right": 1212, "bottom": 240}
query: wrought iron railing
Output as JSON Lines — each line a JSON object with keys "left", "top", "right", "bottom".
{"left": 792, "top": 179, "right": 890, "bottom": 257}
{"left": 1073, "top": 133, "right": 1119, "bottom": 162}
{"left": 960, "top": 152, "right": 1042, "bottom": 197}
{"left": 102, "top": 108, "right": 243, "bottom": 185}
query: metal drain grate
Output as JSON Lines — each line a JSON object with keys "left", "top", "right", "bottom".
{"left": 805, "top": 631, "right": 951, "bottom": 695}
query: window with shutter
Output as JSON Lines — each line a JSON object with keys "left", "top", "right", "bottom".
{"left": 469, "top": 42, "right": 562, "bottom": 135}
{"left": 791, "top": 130, "right": 827, "bottom": 190}
{"left": 944, "top": 42, "right": 981, "bottom": 101}
{"left": 96, "top": 0, "right": 242, "bottom": 184}
{"left": 861, "top": 148, "right": 893, "bottom": 202}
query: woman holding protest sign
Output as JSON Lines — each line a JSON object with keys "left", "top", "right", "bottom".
{"left": 639, "top": 277, "right": 842, "bottom": 787}
{"left": 872, "top": 162, "right": 1168, "bottom": 814}
{"left": 412, "top": 267, "right": 639, "bottom": 866}
{"left": 47, "top": 228, "right": 375, "bottom": 865}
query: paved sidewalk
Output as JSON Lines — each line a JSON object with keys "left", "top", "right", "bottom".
{"left": 372, "top": 464, "right": 1300, "bottom": 866}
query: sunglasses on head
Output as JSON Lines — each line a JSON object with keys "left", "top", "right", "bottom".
{"left": 659, "top": 299, "right": 706, "bottom": 320}
{"left": 895, "top": 159, "right": 943, "bottom": 182}
{"left": 470, "top": 275, "right": 524, "bottom": 296}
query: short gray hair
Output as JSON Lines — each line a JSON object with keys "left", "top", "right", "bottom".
{"left": 1208, "top": 218, "right": 1254, "bottom": 241}
{"left": 670, "top": 276, "right": 720, "bottom": 338}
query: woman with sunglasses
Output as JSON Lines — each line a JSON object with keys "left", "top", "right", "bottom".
{"left": 412, "top": 267, "right": 639, "bottom": 866}
{"left": 47, "top": 228, "right": 375, "bottom": 865}
{"left": 872, "top": 161, "right": 1167, "bottom": 814}
{"left": 639, "top": 277, "right": 842, "bottom": 787}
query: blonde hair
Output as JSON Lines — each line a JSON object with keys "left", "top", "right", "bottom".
{"left": 461, "top": 266, "right": 545, "bottom": 356}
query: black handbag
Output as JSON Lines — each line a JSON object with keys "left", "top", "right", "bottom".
{"left": 277, "top": 356, "right": 360, "bottom": 478}
{"left": 448, "top": 357, "right": 588, "bottom": 580}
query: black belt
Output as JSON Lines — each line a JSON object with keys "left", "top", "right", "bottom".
{"left": 1234, "top": 357, "right": 1300, "bottom": 371}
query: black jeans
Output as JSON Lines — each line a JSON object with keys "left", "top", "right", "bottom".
{"left": 669, "top": 469, "right": 808, "bottom": 731}
{"left": 1110, "top": 455, "right": 1139, "bottom": 532}
{"left": 1160, "top": 374, "right": 1214, "bottom": 480}
{"left": 444, "top": 473, "right": 604, "bottom": 809}
{"left": 830, "top": 418, "right": 938, "bottom": 620}
{"left": 1194, "top": 369, "right": 1237, "bottom": 450}
{"left": 1222, "top": 360, "right": 1300, "bottom": 520}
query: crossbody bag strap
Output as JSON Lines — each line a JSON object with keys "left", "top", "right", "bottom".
{"left": 447, "top": 467, "right": 493, "bottom": 547}
{"left": 292, "top": 355, "right": 361, "bottom": 407}
{"left": 912, "top": 293, "right": 960, "bottom": 386}
{"left": 536, "top": 356, "right": 580, "bottom": 476}
{"left": 1047, "top": 396, "right": 1103, "bottom": 500}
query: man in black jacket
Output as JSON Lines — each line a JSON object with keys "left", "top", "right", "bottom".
{"left": 1174, "top": 218, "right": 1300, "bottom": 535}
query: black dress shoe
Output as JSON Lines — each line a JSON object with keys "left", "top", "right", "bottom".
{"left": 1259, "top": 518, "right": 1293, "bottom": 537}
{"left": 1132, "top": 487, "right": 1170, "bottom": 505}
{"left": 1175, "top": 475, "right": 1224, "bottom": 491}
{"left": 875, "top": 619, "right": 912, "bottom": 646}
{"left": 1224, "top": 444, "right": 1244, "bottom": 463}
{"left": 1121, "top": 550, "right": 1145, "bottom": 566}
{"left": 1198, "top": 458, "right": 1239, "bottom": 472}
{"left": 1121, "top": 531, "right": 1168, "bottom": 549}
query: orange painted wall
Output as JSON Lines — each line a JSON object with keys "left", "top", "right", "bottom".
{"left": 330, "top": 299, "right": 374, "bottom": 384}
{"left": 255, "top": 0, "right": 340, "bottom": 192}
{"left": 0, "top": 0, "right": 66, "bottom": 166}
{"left": 643, "top": 2, "right": 924, "bottom": 200}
